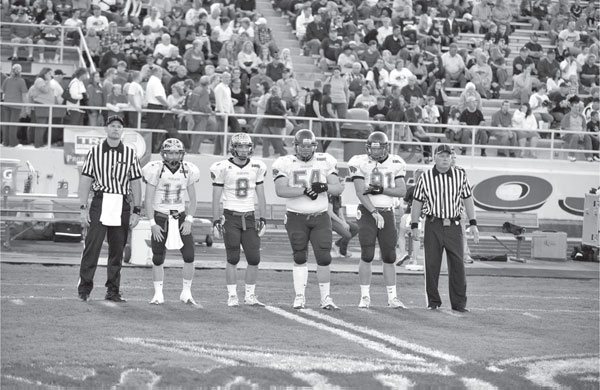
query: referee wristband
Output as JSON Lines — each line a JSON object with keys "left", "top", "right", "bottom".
{"left": 469, "top": 219, "right": 477, "bottom": 227}
{"left": 185, "top": 215, "right": 194, "bottom": 224}
{"left": 411, "top": 223, "right": 419, "bottom": 229}
{"left": 150, "top": 219, "right": 156, "bottom": 227}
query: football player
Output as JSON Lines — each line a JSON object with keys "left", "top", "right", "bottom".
{"left": 272, "top": 129, "right": 343, "bottom": 310}
{"left": 210, "top": 133, "right": 268, "bottom": 307}
{"left": 143, "top": 138, "right": 201, "bottom": 305}
{"left": 348, "top": 131, "right": 407, "bottom": 309}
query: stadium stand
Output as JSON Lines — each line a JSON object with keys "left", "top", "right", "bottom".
{"left": 0, "top": 0, "right": 598, "bottom": 163}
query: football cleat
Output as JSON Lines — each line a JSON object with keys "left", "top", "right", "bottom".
{"left": 150, "top": 294, "right": 164, "bottom": 305}
{"left": 293, "top": 294, "right": 306, "bottom": 309}
{"left": 244, "top": 294, "right": 266, "bottom": 307}
{"left": 180, "top": 291, "right": 199, "bottom": 306}
{"left": 358, "top": 295, "right": 371, "bottom": 309}
{"left": 396, "top": 254, "right": 411, "bottom": 266}
{"left": 388, "top": 297, "right": 407, "bottom": 309}
{"left": 320, "top": 296, "right": 340, "bottom": 310}
{"left": 228, "top": 295, "right": 239, "bottom": 307}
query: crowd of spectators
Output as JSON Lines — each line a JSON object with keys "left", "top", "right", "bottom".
{"left": 1, "top": 0, "right": 599, "bottom": 161}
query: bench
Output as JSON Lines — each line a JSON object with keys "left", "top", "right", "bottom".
{"left": 478, "top": 211, "right": 539, "bottom": 261}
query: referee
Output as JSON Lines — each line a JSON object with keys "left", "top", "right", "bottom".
{"left": 78, "top": 115, "right": 143, "bottom": 302}
{"left": 410, "top": 144, "right": 479, "bottom": 312}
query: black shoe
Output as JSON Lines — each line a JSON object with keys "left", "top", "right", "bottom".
{"left": 481, "top": 150, "right": 487, "bottom": 157}
{"left": 452, "top": 307, "right": 470, "bottom": 313}
{"left": 509, "top": 152, "right": 516, "bottom": 158}
{"left": 396, "top": 254, "right": 411, "bottom": 266}
{"left": 79, "top": 293, "right": 89, "bottom": 302}
{"left": 105, "top": 293, "right": 127, "bottom": 302}
{"left": 427, "top": 304, "right": 440, "bottom": 310}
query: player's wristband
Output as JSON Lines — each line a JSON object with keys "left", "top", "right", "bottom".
{"left": 469, "top": 219, "right": 477, "bottom": 227}
{"left": 133, "top": 206, "right": 142, "bottom": 215}
{"left": 150, "top": 218, "right": 157, "bottom": 227}
{"left": 411, "top": 222, "right": 419, "bottom": 229}
{"left": 185, "top": 215, "right": 194, "bottom": 223}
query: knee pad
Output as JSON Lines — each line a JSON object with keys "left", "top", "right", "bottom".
{"left": 293, "top": 251, "right": 308, "bottom": 265}
{"left": 315, "top": 251, "right": 332, "bottom": 266}
{"left": 246, "top": 254, "right": 260, "bottom": 266}
{"left": 381, "top": 248, "right": 397, "bottom": 264}
{"left": 152, "top": 254, "right": 165, "bottom": 266}
{"left": 361, "top": 246, "right": 376, "bottom": 263}
{"left": 183, "top": 255, "right": 194, "bottom": 264}
{"left": 226, "top": 249, "right": 241, "bottom": 265}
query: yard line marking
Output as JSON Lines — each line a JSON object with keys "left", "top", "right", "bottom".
{"left": 524, "top": 357, "right": 600, "bottom": 389}
{"left": 116, "top": 368, "right": 161, "bottom": 389}
{"left": 468, "top": 294, "right": 598, "bottom": 301}
{"left": 302, "top": 308, "right": 464, "bottom": 364}
{"left": 265, "top": 306, "right": 428, "bottom": 364}
{"left": 116, "top": 338, "right": 450, "bottom": 375}
{"left": 10, "top": 299, "right": 24, "bottom": 305}
{"left": 490, "top": 353, "right": 598, "bottom": 368}
{"left": 45, "top": 366, "right": 96, "bottom": 381}
{"left": 461, "top": 377, "right": 499, "bottom": 390}
{"left": 374, "top": 373, "right": 415, "bottom": 389}
{"left": 522, "top": 312, "right": 541, "bottom": 319}
{"left": 2, "top": 374, "right": 63, "bottom": 389}
{"left": 292, "top": 372, "right": 339, "bottom": 389}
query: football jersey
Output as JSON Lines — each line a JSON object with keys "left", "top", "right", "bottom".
{"left": 210, "top": 158, "right": 267, "bottom": 212}
{"left": 272, "top": 153, "right": 338, "bottom": 214}
{"left": 348, "top": 154, "right": 406, "bottom": 208}
{"left": 143, "top": 161, "right": 201, "bottom": 214}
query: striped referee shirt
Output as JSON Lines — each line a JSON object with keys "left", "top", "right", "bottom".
{"left": 81, "top": 140, "right": 143, "bottom": 195}
{"left": 413, "top": 166, "right": 472, "bottom": 219}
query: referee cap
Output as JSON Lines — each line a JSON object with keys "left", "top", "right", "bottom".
{"left": 435, "top": 144, "right": 452, "bottom": 155}
{"left": 106, "top": 115, "right": 124, "bottom": 126}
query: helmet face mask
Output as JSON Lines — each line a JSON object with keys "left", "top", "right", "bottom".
{"left": 294, "top": 129, "right": 318, "bottom": 162}
{"left": 161, "top": 138, "right": 185, "bottom": 169}
{"left": 229, "top": 133, "right": 254, "bottom": 161}
{"left": 366, "top": 131, "right": 389, "bottom": 162}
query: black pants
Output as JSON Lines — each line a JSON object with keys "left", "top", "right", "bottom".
{"left": 147, "top": 103, "right": 165, "bottom": 153}
{"left": 78, "top": 193, "right": 131, "bottom": 296}
{"left": 423, "top": 217, "right": 467, "bottom": 310}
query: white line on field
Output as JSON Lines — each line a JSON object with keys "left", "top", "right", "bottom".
{"left": 264, "top": 306, "right": 427, "bottom": 364}
{"left": 116, "top": 368, "right": 161, "bottom": 389}
{"left": 522, "top": 312, "right": 541, "bottom": 319}
{"left": 2, "top": 374, "right": 63, "bottom": 389}
{"left": 524, "top": 357, "right": 600, "bottom": 389}
{"left": 461, "top": 377, "right": 499, "bottom": 390}
{"left": 374, "top": 373, "right": 415, "bottom": 389}
{"left": 301, "top": 308, "right": 464, "bottom": 364}
{"left": 292, "top": 372, "right": 339, "bottom": 389}
{"left": 491, "top": 353, "right": 599, "bottom": 368}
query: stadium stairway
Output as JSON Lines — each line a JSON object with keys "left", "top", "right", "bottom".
{"left": 255, "top": 0, "right": 322, "bottom": 89}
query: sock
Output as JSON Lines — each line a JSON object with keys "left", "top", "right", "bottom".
{"left": 293, "top": 266, "right": 308, "bottom": 296}
{"left": 386, "top": 285, "right": 397, "bottom": 300}
{"left": 227, "top": 284, "right": 237, "bottom": 297}
{"left": 360, "top": 285, "right": 370, "bottom": 298}
{"left": 153, "top": 281, "right": 163, "bottom": 296}
{"left": 245, "top": 284, "right": 255, "bottom": 297}
{"left": 182, "top": 279, "right": 192, "bottom": 293}
{"left": 319, "top": 282, "right": 330, "bottom": 301}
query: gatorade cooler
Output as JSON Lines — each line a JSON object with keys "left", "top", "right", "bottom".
{"left": 531, "top": 231, "right": 568, "bottom": 261}
{"left": 130, "top": 219, "right": 153, "bottom": 265}
{"left": 1, "top": 159, "right": 20, "bottom": 195}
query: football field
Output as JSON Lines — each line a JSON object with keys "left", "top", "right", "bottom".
{"left": 1, "top": 262, "right": 599, "bottom": 389}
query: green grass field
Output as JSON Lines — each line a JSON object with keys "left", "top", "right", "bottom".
{"left": 1, "top": 263, "right": 599, "bottom": 389}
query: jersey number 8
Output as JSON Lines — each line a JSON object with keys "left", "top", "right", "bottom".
{"left": 236, "top": 178, "right": 249, "bottom": 198}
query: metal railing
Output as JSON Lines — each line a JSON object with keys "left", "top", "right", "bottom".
{"left": 0, "top": 101, "right": 595, "bottom": 163}
{"left": 0, "top": 22, "right": 94, "bottom": 73}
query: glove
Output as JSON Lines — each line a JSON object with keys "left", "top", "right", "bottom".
{"left": 212, "top": 218, "right": 224, "bottom": 239}
{"left": 372, "top": 211, "right": 385, "bottom": 229}
{"left": 311, "top": 182, "right": 328, "bottom": 194}
{"left": 304, "top": 187, "right": 318, "bottom": 200}
{"left": 255, "top": 217, "right": 267, "bottom": 237}
{"left": 363, "top": 185, "right": 384, "bottom": 195}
